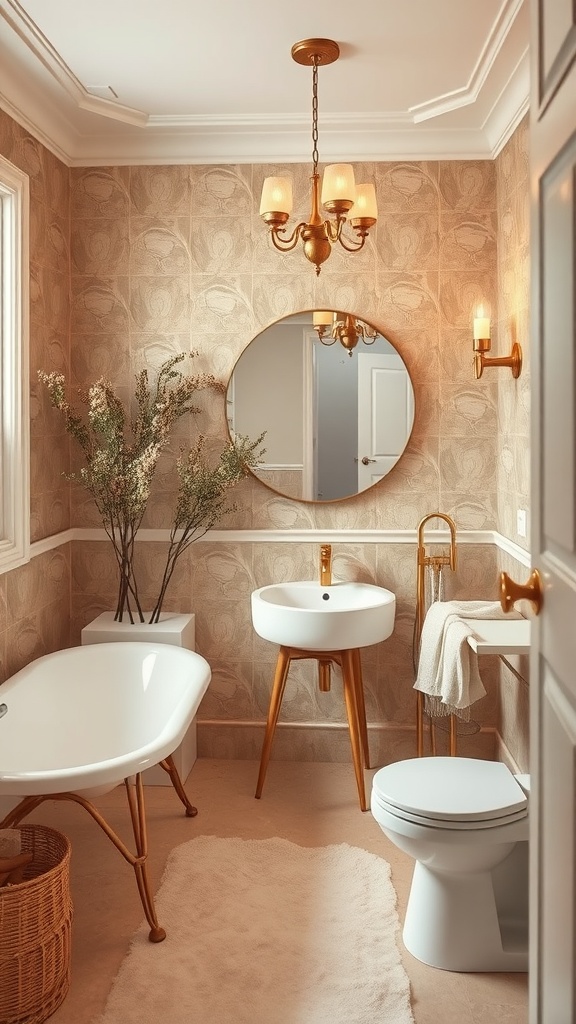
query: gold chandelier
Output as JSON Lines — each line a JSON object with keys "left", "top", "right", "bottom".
{"left": 312, "top": 310, "right": 378, "bottom": 355}
{"left": 259, "top": 39, "right": 378, "bottom": 276}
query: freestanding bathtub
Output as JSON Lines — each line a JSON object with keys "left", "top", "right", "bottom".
{"left": 0, "top": 642, "right": 211, "bottom": 941}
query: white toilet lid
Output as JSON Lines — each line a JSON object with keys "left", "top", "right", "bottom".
{"left": 372, "top": 757, "right": 528, "bottom": 824}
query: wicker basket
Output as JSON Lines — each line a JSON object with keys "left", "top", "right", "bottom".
{"left": 0, "top": 825, "right": 73, "bottom": 1024}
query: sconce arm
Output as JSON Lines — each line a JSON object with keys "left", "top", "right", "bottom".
{"left": 473, "top": 343, "right": 522, "bottom": 380}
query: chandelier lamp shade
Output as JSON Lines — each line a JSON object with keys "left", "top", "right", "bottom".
{"left": 313, "top": 310, "right": 378, "bottom": 354}
{"left": 259, "top": 39, "right": 378, "bottom": 275}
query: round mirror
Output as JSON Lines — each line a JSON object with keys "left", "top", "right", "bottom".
{"left": 227, "top": 310, "right": 415, "bottom": 502}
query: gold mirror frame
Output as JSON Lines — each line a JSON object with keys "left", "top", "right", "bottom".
{"left": 227, "top": 310, "right": 415, "bottom": 503}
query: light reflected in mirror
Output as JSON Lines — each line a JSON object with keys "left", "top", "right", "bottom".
{"left": 227, "top": 310, "right": 415, "bottom": 502}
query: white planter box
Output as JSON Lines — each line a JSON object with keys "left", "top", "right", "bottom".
{"left": 81, "top": 611, "right": 197, "bottom": 786}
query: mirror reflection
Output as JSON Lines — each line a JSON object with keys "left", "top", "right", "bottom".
{"left": 227, "top": 311, "right": 415, "bottom": 502}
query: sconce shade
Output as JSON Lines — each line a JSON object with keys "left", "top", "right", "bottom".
{"left": 321, "top": 164, "right": 356, "bottom": 208}
{"left": 349, "top": 183, "right": 378, "bottom": 223}
{"left": 473, "top": 316, "right": 491, "bottom": 340}
{"left": 260, "top": 177, "right": 293, "bottom": 216}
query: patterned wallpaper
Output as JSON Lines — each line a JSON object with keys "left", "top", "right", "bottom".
{"left": 68, "top": 158, "right": 500, "bottom": 535}
{"left": 0, "top": 102, "right": 531, "bottom": 770}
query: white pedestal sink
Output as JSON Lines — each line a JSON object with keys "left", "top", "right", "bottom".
{"left": 251, "top": 580, "right": 396, "bottom": 651}
{"left": 251, "top": 580, "right": 396, "bottom": 811}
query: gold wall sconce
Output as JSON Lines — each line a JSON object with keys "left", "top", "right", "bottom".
{"left": 473, "top": 314, "right": 522, "bottom": 379}
{"left": 259, "top": 39, "right": 378, "bottom": 276}
{"left": 313, "top": 310, "right": 378, "bottom": 355}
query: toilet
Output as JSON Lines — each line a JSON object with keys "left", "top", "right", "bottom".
{"left": 371, "top": 757, "right": 529, "bottom": 972}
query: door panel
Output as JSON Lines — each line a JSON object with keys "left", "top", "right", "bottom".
{"left": 531, "top": 2, "right": 576, "bottom": 1020}
{"left": 357, "top": 352, "right": 414, "bottom": 491}
{"left": 540, "top": 672, "right": 576, "bottom": 1023}
{"left": 542, "top": 156, "right": 576, "bottom": 551}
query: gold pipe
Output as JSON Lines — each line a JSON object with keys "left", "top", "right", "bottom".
{"left": 318, "top": 660, "right": 332, "bottom": 691}
{"left": 415, "top": 512, "right": 457, "bottom": 756}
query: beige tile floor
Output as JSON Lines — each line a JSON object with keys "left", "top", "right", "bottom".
{"left": 23, "top": 759, "right": 528, "bottom": 1024}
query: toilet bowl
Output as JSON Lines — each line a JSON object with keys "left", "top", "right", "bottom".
{"left": 371, "top": 757, "right": 529, "bottom": 972}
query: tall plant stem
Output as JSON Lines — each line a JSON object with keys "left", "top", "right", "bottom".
{"left": 148, "top": 526, "right": 205, "bottom": 623}
{"left": 105, "top": 516, "right": 144, "bottom": 623}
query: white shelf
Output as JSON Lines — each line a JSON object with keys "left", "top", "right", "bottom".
{"left": 466, "top": 618, "right": 531, "bottom": 655}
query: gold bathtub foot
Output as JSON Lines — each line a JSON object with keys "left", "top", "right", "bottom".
{"left": 158, "top": 755, "right": 198, "bottom": 817}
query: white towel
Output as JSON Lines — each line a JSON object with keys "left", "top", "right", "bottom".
{"left": 414, "top": 600, "right": 519, "bottom": 718}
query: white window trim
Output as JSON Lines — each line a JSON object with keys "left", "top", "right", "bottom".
{"left": 0, "top": 154, "right": 30, "bottom": 573}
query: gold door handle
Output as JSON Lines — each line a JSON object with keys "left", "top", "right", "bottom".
{"left": 500, "top": 568, "right": 543, "bottom": 615}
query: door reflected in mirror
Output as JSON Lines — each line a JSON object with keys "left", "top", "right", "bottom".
{"left": 227, "top": 310, "right": 415, "bottom": 502}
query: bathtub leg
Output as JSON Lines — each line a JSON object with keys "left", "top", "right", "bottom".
{"left": 1, "top": 784, "right": 166, "bottom": 943}
{"left": 0, "top": 796, "right": 45, "bottom": 828}
{"left": 157, "top": 755, "right": 198, "bottom": 817}
{"left": 124, "top": 775, "right": 166, "bottom": 942}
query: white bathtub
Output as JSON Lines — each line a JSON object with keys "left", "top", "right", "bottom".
{"left": 0, "top": 642, "right": 211, "bottom": 798}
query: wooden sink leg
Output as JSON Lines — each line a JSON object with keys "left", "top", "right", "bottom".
{"left": 255, "top": 645, "right": 292, "bottom": 799}
{"left": 351, "top": 648, "right": 371, "bottom": 769}
{"left": 342, "top": 648, "right": 368, "bottom": 811}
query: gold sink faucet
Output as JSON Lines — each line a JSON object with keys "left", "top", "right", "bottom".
{"left": 320, "top": 543, "right": 332, "bottom": 586}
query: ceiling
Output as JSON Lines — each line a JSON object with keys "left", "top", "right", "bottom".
{"left": 0, "top": 0, "right": 529, "bottom": 166}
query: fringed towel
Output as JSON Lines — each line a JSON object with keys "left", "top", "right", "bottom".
{"left": 414, "top": 600, "right": 520, "bottom": 720}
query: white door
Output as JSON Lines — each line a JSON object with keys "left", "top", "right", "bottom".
{"left": 357, "top": 352, "right": 414, "bottom": 491}
{"left": 528, "top": 3, "right": 576, "bottom": 1020}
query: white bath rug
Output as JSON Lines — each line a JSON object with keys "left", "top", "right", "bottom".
{"left": 95, "top": 835, "right": 414, "bottom": 1024}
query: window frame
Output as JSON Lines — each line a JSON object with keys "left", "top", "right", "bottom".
{"left": 0, "top": 154, "right": 30, "bottom": 573}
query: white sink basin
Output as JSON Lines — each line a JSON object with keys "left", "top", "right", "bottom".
{"left": 251, "top": 580, "right": 396, "bottom": 651}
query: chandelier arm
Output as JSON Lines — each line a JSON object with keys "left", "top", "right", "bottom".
{"left": 269, "top": 222, "right": 308, "bottom": 252}
{"left": 336, "top": 231, "right": 369, "bottom": 254}
{"left": 324, "top": 217, "right": 345, "bottom": 242}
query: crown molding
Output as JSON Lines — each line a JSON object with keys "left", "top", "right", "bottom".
{"left": 483, "top": 48, "right": 530, "bottom": 155}
{"left": 0, "top": 89, "right": 525, "bottom": 166}
{"left": 0, "top": 0, "right": 147, "bottom": 124}
{"left": 0, "top": 0, "right": 530, "bottom": 166}
{"left": 409, "top": 0, "right": 525, "bottom": 123}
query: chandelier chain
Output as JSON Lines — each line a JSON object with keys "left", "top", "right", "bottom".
{"left": 311, "top": 59, "right": 319, "bottom": 173}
